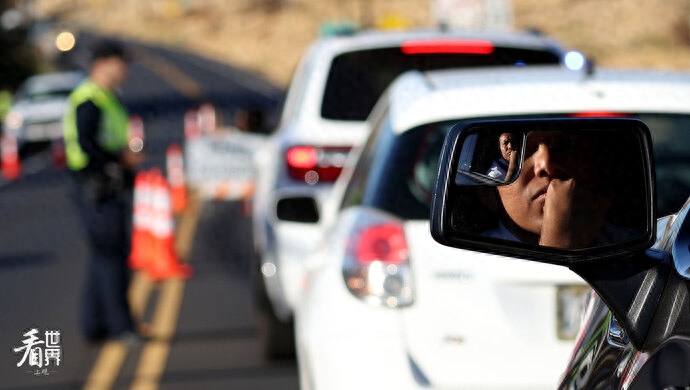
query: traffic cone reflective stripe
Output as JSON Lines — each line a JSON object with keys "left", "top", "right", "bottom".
{"left": 184, "top": 108, "right": 201, "bottom": 141}
{"left": 128, "top": 115, "right": 145, "bottom": 153}
{"left": 146, "top": 169, "right": 192, "bottom": 281}
{"left": 166, "top": 144, "right": 188, "bottom": 214}
{"left": 129, "top": 170, "right": 154, "bottom": 270}
{"left": 1, "top": 132, "right": 21, "bottom": 180}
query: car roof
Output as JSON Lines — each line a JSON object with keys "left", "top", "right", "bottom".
{"left": 383, "top": 65, "right": 690, "bottom": 133}
{"left": 281, "top": 28, "right": 573, "bottom": 129}
{"left": 309, "top": 28, "right": 568, "bottom": 56}
{"left": 20, "top": 71, "right": 86, "bottom": 92}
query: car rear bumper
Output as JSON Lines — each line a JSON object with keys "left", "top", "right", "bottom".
{"left": 297, "top": 264, "right": 570, "bottom": 390}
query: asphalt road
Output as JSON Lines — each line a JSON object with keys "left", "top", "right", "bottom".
{"left": 0, "top": 32, "right": 298, "bottom": 389}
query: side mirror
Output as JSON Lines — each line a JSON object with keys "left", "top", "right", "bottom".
{"left": 431, "top": 118, "right": 656, "bottom": 264}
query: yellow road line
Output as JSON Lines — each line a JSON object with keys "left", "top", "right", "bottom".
{"left": 83, "top": 271, "right": 152, "bottom": 390}
{"left": 174, "top": 189, "right": 202, "bottom": 261}
{"left": 130, "top": 47, "right": 203, "bottom": 100}
{"left": 83, "top": 341, "right": 130, "bottom": 390}
{"left": 130, "top": 278, "right": 186, "bottom": 390}
{"left": 129, "top": 271, "right": 154, "bottom": 319}
{"left": 83, "top": 196, "right": 200, "bottom": 390}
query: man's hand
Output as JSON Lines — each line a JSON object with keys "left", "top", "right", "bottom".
{"left": 505, "top": 149, "right": 518, "bottom": 182}
{"left": 539, "top": 179, "right": 612, "bottom": 249}
{"left": 120, "top": 148, "right": 145, "bottom": 171}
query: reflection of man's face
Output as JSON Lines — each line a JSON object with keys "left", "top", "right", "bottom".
{"left": 496, "top": 132, "right": 597, "bottom": 234}
{"left": 499, "top": 133, "right": 515, "bottom": 161}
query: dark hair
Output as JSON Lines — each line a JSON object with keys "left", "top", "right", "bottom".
{"left": 90, "top": 40, "right": 129, "bottom": 63}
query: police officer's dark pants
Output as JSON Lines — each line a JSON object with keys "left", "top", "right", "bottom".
{"left": 71, "top": 174, "right": 135, "bottom": 341}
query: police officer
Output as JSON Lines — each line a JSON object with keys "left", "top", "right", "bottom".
{"left": 63, "top": 40, "right": 145, "bottom": 342}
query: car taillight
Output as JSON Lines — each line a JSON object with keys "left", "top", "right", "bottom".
{"left": 355, "top": 225, "right": 408, "bottom": 264}
{"left": 286, "top": 145, "right": 350, "bottom": 184}
{"left": 287, "top": 146, "right": 318, "bottom": 168}
{"left": 400, "top": 39, "right": 495, "bottom": 55}
{"left": 343, "top": 214, "right": 414, "bottom": 308}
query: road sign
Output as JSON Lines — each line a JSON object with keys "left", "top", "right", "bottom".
{"left": 185, "top": 129, "right": 267, "bottom": 200}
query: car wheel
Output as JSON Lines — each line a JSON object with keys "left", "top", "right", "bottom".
{"left": 254, "top": 301, "right": 296, "bottom": 360}
{"left": 252, "top": 253, "right": 296, "bottom": 360}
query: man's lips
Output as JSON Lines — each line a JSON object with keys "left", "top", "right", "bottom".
{"left": 532, "top": 186, "right": 548, "bottom": 201}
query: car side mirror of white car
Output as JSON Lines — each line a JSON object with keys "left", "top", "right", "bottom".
{"left": 276, "top": 195, "right": 320, "bottom": 223}
{"left": 431, "top": 117, "right": 656, "bottom": 263}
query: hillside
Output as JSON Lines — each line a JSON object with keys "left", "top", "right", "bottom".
{"left": 33, "top": 0, "right": 690, "bottom": 88}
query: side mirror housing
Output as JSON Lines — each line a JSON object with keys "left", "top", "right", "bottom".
{"left": 431, "top": 117, "right": 656, "bottom": 264}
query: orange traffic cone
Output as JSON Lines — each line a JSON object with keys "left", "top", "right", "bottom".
{"left": 184, "top": 108, "right": 201, "bottom": 141}
{"left": 166, "top": 144, "right": 187, "bottom": 214}
{"left": 128, "top": 115, "right": 145, "bottom": 153}
{"left": 129, "top": 170, "right": 154, "bottom": 270}
{"left": 1, "top": 132, "right": 21, "bottom": 180}
{"left": 146, "top": 169, "right": 193, "bottom": 281}
{"left": 50, "top": 139, "right": 66, "bottom": 169}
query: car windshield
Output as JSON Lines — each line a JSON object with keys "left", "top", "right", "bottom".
{"left": 23, "top": 88, "right": 73, "bottom": 101}
{"left": 344, "top": 114, "right": 690, "bottom": 220}
{"left": 321, "top": 47, "right": 561, "bottom": 121}
{"left": 15, "top": 76, "right": 82, "bottom": 101}
{"left": 640, "top": 114, "right": 690, "bottom": 216}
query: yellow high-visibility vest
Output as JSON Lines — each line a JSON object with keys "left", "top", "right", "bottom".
{"left": 63, "top": 80, "right": 129, "bottom": 171}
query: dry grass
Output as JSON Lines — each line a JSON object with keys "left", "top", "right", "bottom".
{"left": 34, "top": 0, "right": 690, "bottom": 88}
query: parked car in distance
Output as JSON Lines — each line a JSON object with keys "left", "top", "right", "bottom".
{"left": 251, "top": 27, "right": 583, "bottom": 359}
{"left": 292, "top": 66, "right": 690, "bottom": 389}
{"left": 3, "top": 70, "right": 86, "bottom": 156}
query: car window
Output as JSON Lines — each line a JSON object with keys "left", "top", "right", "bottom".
{"left": 321, "top": 47, "right": 561, "bottom": 121}
{"left": 343, "top": 113, "right": 690, "bottom": 221}
{"left": 340, "top": 115, "right": 392, "bottom": 210}
{"left": 14, "top": 75, "right": 82, "bottom": 102}
{"left": 639, "top": 114, "right": 690, "bottom": 216}
{"left": 24, "top": 87, "right": 73, "bottom": 101}
{"left": 341, "top": 119, "right": 455, "bottom": 219}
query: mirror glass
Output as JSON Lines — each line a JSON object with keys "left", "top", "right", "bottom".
{"left": 446, "top": 124, "right": 651, "bottom": 251}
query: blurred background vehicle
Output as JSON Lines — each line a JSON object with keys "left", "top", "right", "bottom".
{"left": 293, "top": 65, "right": 690, "bottom": 389}
{"left": 2, "top": 70, "right": 86, "bottom": 157}
{"left": 251, "top": 26, "right": 584, "bottom": 359}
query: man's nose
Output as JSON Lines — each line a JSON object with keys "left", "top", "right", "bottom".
{"left": 533, "top": 144, "right": 566, "bottom": 178}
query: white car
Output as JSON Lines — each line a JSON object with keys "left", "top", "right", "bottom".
{"left": 251, "top": 27, "right": 581, "bottom": 358}
{"left": 294, "top": 65, "right": 690, "bottom": 389}
{"left": 3, "top": 70, "right": 86, "bottom": 155}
